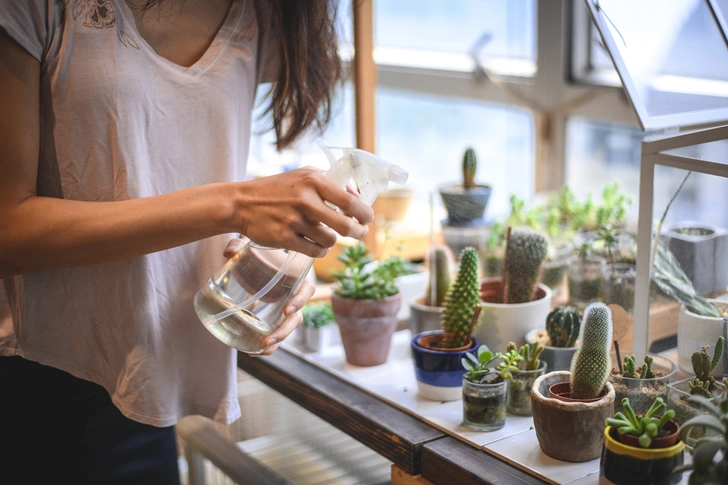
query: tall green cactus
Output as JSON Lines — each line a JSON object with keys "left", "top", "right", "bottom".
{"left": 503, "top": 228, "right": 548, "bottom": 304}
{"left": 570, "top": 302, "right": 613, "bottom": 400}
{"left": 441, "top": 247, "right": 480, "bottom": 348}
{"left": 425, "top": 246, "right": 451, "bottom": 307}
{"left": 545, "top": 306, "right": 581, "bottom": 348}
{"left": 689, "top": 336, "right": 725, "bottom": 397}
{"left": 462, "top": 147, "right": 477, "bottom": 189}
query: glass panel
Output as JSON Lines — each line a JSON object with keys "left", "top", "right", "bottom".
{"left": 374, "top": 0, "right": 536, "bottom": 60}
{"left": 592, "top": 0, "right": 728, "bottom": 119}
{"left": 376, "top": 88, "right": 534, "bottom": 220}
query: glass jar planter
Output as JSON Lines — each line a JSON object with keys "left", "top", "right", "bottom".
{"left": 462, "top": 376, "right": 507, "bottom": 432}
{"left": 567, "top": 256, "right": 606, "bottom": 311}
{"left": 540, "top": 241, "right": 573, "bottom": 296}
{"left": 603, "top": 263, "right": 637, "bottom": 314}
{"left": 608, "top": 352, "right": 676, "bottom": 416}
{"left": 667, "top": 377, "right": 726, "bottom": 445}
{"left": 506, "top": 362, "right": 547, "bottom": 416}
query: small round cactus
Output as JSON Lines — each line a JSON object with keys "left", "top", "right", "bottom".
{"left": 462, "top": 147, "right": 477, "bottom": 189}
{"left": 545, "top": 306, "right": 581, "bottom": 348}
{"left": 441, "top": 247, "right": 480, "bottom": 348}
{"left": 570, "top": 303, "right": 613, "bottom": 400}
{"left": 503, "top": 228, "right": 548, "bottom": 304}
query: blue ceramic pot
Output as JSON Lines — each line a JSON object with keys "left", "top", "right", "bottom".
{"left": 411, "top": 330, "right": 479, "bottom": 401}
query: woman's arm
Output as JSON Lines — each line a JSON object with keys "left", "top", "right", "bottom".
{"left": 0, "top": 31, "right": 372, "bottom": 277}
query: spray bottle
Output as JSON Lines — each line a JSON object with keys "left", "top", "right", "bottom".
{"left": 194, "top": 142, "right": 409, "bottom": 354}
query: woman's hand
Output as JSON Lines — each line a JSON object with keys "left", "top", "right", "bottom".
{"left": 223, "top": 238, "right": 315, "bottom": 356}
{"left": 234, "top": 168, "right": 374, "bottom": 258}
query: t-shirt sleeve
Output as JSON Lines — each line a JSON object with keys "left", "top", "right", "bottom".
{"left": 0, "top": 0, "right": 52, "bottom": 61}
{"left": 253, "top": 0, "right": 281, "bottom": 84}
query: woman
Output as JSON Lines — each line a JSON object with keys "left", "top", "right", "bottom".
{"left": 0, "top": 0, "right": 371, "bottom": 482}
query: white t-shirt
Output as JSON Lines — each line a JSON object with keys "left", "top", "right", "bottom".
{"left": 0, "top": 0, "right": 279, "bottom": 427}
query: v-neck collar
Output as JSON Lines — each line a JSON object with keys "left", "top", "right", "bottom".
{"left": 115, "top": 0, "right": 244, "bottom": 76}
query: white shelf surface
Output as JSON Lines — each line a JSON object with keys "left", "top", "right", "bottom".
{"left": 283, "top": 329, "right": 691, "bottom": 485}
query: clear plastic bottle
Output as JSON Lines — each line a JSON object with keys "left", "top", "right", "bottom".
{"left": 194, "top": 142, "right": 408, "bottom": 354}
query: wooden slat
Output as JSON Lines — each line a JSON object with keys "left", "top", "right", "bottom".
{"left": 237, "top": 349, "right": 445, "bottom": 475}
{"left": 352, "top": 0, "right": 376, "bottom": 154}
{"left": 421, "top": 438, "right": 548, "bottom": 485}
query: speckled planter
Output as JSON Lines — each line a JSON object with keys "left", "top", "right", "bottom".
{"left": 531, "top": 371, "right": 615, "bottom": 462}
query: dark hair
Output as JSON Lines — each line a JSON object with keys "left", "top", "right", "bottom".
{"left": 138, "top": 0, "right": 342, "bottom": 150}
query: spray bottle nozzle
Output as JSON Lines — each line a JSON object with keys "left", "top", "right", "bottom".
{"left": 316, "top": 141, "right": 409, "bottom": 207}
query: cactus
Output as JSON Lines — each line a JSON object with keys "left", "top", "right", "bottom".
{"left": 508, "top": 341, "right": 544, "bottom": 371}
{"left": 441, "top": 247, "right": 481, "bottom": 349}
{"left": 689, "top": 336, "right": 725, "bottom": 397}
{"left": 545, "top": 306, "right": 582, "bottom": 348}
{"left": 503, "top": 228, "right": 548, "bottom": 304}
{"left": 570, "top": 303, "right": 613, "bottom": 400}
{"left": 622, "top": 354, "right": 655, "bottom": 379}
{"left": 425, "top": 246, "right": 451, "bottom": 307}
{"left": 462, "top": 147, "right": 477, "bottom": 189}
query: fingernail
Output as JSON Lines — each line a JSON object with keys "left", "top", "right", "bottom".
{"left": 286, "top": 304, "right": 298, "bottom": 314}
{"left": 266, "top": 337, "right": 278, "bottom": 346}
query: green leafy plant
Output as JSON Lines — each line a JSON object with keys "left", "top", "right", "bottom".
{"left": 675, "top": 380, "right": 728, "bottom": 483}
{"left": 545, "top": 306, "right": 582, "bottom": 348}
{"left": 597, "top": 225, "right": 620, "bottom": 268}
{"left": 622, "top": 355, "right": 656, "bottom": 379}
{"left": 441, "top": 247, "right": 480, "bottom": 348}
{"left": 301, "top": 302, "right": 335, "bottom": 329}
{"left": 507, "top": 341, "right": 543, "bottom": 371}
{"left": 605, "top": 397, "right": 676, "bottom": 448}
{"left": 461, "top": 345, "right": 523, "bottom": 384}
{"left": 332, "top": 242, "right": 398, "bottom": 300}
{"left": 690, "top": 337, "right": 725, "bottom": 398}
{"left": 570, "top": 302, "right": 613, "bottom": 400}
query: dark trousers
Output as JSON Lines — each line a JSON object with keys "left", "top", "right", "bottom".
{"left": 0, "top": 356, "right": 181, "bottom": 485}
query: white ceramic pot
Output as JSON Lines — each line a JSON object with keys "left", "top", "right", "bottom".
{"left": 677, "top": 300, "right": 727, "bottom": 376}
{"left": 474, "top": 278, "right": 553, "bottom": 353}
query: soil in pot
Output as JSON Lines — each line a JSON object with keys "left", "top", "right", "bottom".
{"left": 462, "top": 378, "right": 507, "bottom": 432}
{"left": 549, "top": 381, "right": 608, "bottom": 403}
{"left": 609, "top": 353, "right": 676, "bottom": 416}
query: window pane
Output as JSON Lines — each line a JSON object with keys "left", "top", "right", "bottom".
{"left": 376, "top": 89, "right": 534, "bottom": 220}
{"left": 374, "top": 0, "right": 536, "bottom": 60}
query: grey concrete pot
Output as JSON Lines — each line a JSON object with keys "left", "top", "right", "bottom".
{"left": 531, "top": 371, "right": 615, "bottom": 462}
{"left": 438, "top": 184, "right": 491, "bottom": 225}
{"left": 525, "top": 329, "right": 579, "bottom": 372}
{"left": 662, "top": 223, "right": 728, "bottom": 295}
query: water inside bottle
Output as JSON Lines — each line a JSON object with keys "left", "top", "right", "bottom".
{"left": 194, "top": 279, "right": 275, "bottom": 354}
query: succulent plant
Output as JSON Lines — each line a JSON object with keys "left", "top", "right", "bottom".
{"left": 605, "top": 397, "right": 675, "bottom": 448}
{"left": 441, "top": 247, "right": 480, "bottom": 349}
{"left": 302, "top": 302, "right": 335, "bottom": 329}
{"left": 462, "top": 147, "right": 477, "bottom": 189}
{"left": 425, "top": 245, "right": 451, "bottom": 307}
{"left": 689, "top": 336, "right": 725, "bottom": 398}
{"left": 503, "top": 228, "right": 548, "bottom": 304}
{"left": 545, "top": 306, "right": 582, "bottom": 348}
{"left": 461, "top": 345, "right": 523, "bottom": 384}
{"left": 622, "top": 355, "right": 655, "bottom": 379}
{"left": 332, "top": 242, "right": 398, "bottom": 300}
{"left": 570, "top": 303, "right": 613, "bottom": 400}
{"left": 507, "top": 341, "right": 544, "bottom": 371}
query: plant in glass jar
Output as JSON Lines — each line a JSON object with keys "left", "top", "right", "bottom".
{"left": 598, "top": 225, "right": 637, "bottom": 315}
{"left": 609, "top": 352, "right": 677, "bottom": 416}
{"left": 667, "top": 337, "right": 726, "bottom": 445}
{"left": 601, "top": 397, "right": 683, "bottom": 485}
{"left": 461, "top": 345, "right": 523, "bottom": 431}
{"left": 567, "top": 239, "right": 605, "bottom": 311}
{"left": 505, "top": 341, "right": 546, "bottom": 415}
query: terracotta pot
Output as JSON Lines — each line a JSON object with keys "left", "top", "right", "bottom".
{"left": 615, "top": 419, "right": 680, "bottom": 449}
{"left": 416, "top": 332, "right": 473, "bottom": 352}
{"left": 474, "top": 278, "right": 552, "bottom": 353}
{"left": 531, "top": 371, "right": 615, "bottom": 462}
{"left": 332, "top": 293, "right": 401, "bottom": 366}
